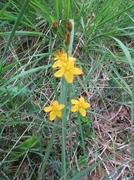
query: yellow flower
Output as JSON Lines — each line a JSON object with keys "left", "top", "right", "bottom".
{"left": 52, "top": 58, "right": 83, "bottom": 83}
{"left": 53, "top": 49, "right": 68, "bottom": 62}
{"left": 44, "top": 100, "right": 65, "bottom": 121}
{"left": 71, "top": 97, "right": 90, "bottom": 116}
{"left": 53, "top": 49, "right": 76, "bottom": 63}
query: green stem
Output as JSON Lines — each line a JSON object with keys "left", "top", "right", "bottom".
{"left": 61, "top": 78, "right": 68, "bottom": 179}
{"left": 37, "top": 121, "right": 59, "bottom": 180}
{"left": 78, "top": 115, "right": 86, "bottom": 157}
{"left": 60, "top": 18, "right": 74, "bottom": 179}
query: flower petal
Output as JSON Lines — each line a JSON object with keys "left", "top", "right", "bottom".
{"left": 53, "top": 100, "right": 58, "bottom": 106}
{"left": 83, "top": 102, "right": 90, "bottom": 109}
{"left": 56, "top": 111, "right": 62, "bottom": 118}
{"left": 54, "top": 68, "right": 64, "bottom": 77}
{"left": 53, "top": 50, "right": 68, "bottom": 62}
{"left": 58, "top": 104, "right": 65, "bottom": 110}
{"left": 71, "top": 105, "right": 78, "bottom": 112}
{"left": 79, "top": 108, "right": 86, "bottom": 116}
{"left": 52, "top": 61, "right": 62, "bottom": 68}
{"left": 44, "top": 106, "right": 52, "bottom": 112}
{"left": 64, "top": 71, "right": 73, "bottom": 83}
{"left": 71, "top": 99, "right": 79, "bottom": 104}
{"left": 69, "top": 57, "right": 76, "bottom": 62}
{"left": 79, "top": 97, "right": 85, "bottom": 103}
{"left": 49, "top": 111, "right": 56, "bottom": 121}
{"left": 73, "top": 67, "right": 83, "bottom": 75}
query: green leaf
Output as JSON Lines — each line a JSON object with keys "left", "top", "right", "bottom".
{"left": 13, "top": 136, "right": 38, "bottom": 156}
{"left": 75, "top": 119, "right": 79, "bottom": 125}
{"left": 111, "top": 37, "right": 134, "bottom": 75}
{"left": 87, "top": 131, "right": 93, "bottom": 137}
{"left": 6, "top": 85, "right": 29, "bottom": 97}
{"left": 21, "top": 136, "right": 38, "bottom": 149}
{"left": 81, "top": 116, "right": 91, "bottom": 123}
{"left": 24, "top": 102, "right": 40, "bottom": 113}
{"left": 12, "top": 136, "right": 38, "bottom": 159}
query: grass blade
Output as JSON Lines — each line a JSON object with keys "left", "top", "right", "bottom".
{"left": 0, "top": 0, "right": 30, "bottom": 71}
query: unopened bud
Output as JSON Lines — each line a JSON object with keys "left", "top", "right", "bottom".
{"left": 67, "top": 21, "right": 72, "bottom": 32}
{"left": 65, "top": 31, "right": 70, "bottom": 46}
{"left": 52, "top": 21, "right": 58, "bottom": 31}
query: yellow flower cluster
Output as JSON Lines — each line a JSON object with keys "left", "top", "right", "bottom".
{"left": 44, "top": 97, "right": 90, "bottom": 121}
{"left": 52, "top": 50, "right": 83, "bottom": 83}
{"left": 43, "top": 49, "right": 90, "bottom": 121}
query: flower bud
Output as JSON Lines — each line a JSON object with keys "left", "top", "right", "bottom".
{"left": 67, "top": 21, "right": 72, "bottom": 32}
{"left": 52, "top": 21, "right": 58, "bottom": 31}
{"left": 65, "top": 31, "right": 70, "bottom": 46}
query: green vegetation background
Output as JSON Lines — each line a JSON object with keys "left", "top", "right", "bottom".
{"left": 0, "top": 0, "right": 134, "bottom": 179}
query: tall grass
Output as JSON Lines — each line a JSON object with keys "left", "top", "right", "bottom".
{"left": 0, "top": 0, "right": 134, "bottom": 179}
